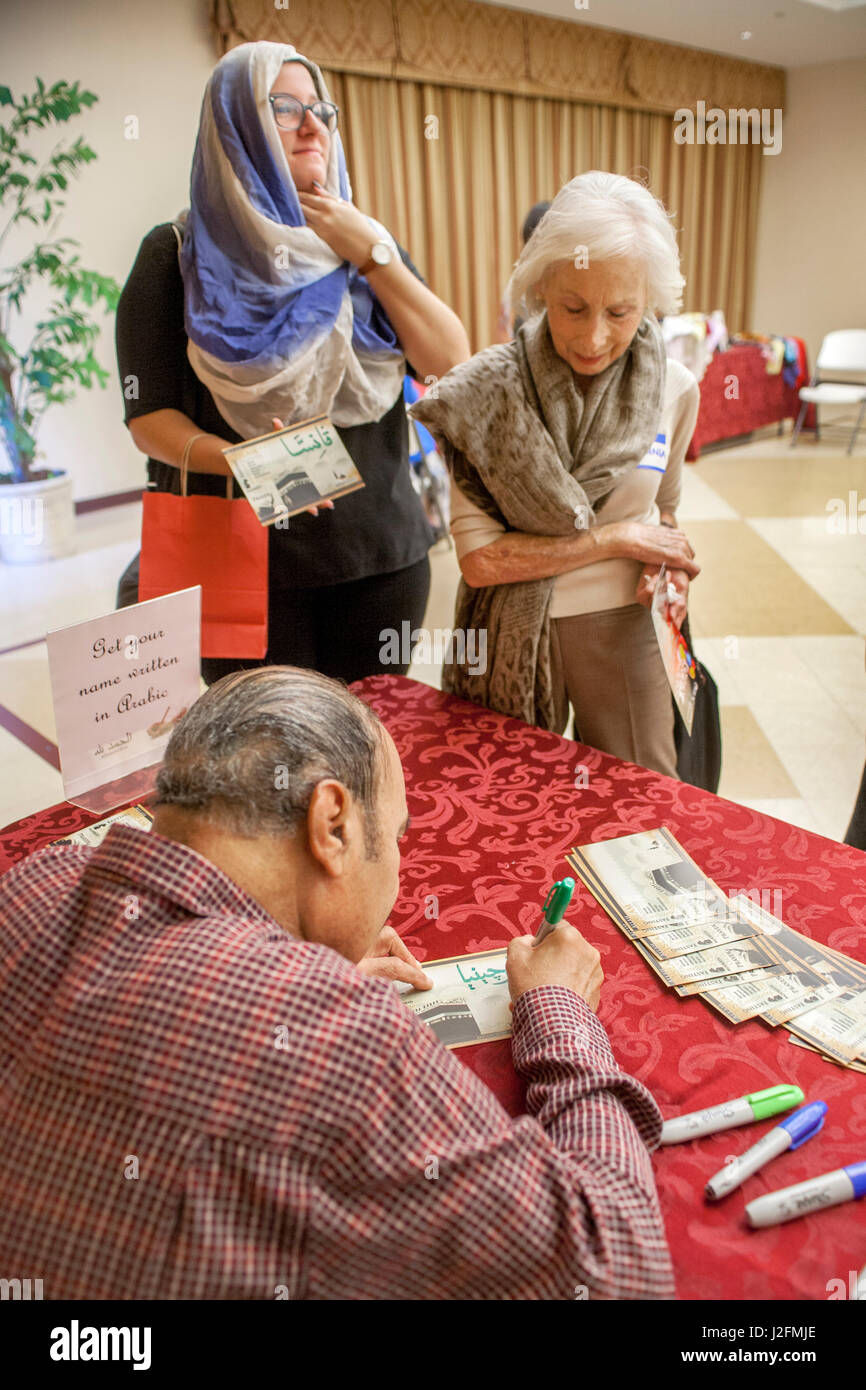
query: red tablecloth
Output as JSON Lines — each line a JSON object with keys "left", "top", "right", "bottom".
{"left": 2, "top": 674, "right": 865, "bottom": 1302}
{"left": 687, "top": 343, "right": 814, "bottom": 461}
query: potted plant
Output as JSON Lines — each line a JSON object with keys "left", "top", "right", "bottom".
{"left": 0, "top": 78, "right": 120, "bottom": 563}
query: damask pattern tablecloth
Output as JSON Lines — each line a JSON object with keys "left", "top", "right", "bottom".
{"left": 685, "top": 343, "right": 813, "bottom": 461}
{"left": 2, "top": 674, "right": 864, "bottom": 1301}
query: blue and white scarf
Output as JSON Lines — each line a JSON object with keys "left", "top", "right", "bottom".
{"left": 179, "top": 41, "right": 405, "bottom": 437}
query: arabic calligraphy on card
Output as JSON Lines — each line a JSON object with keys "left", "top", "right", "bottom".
{"left": 223, "top": 414, "right": 365, "bottom": 526}
{"left": 400, "top": 949, "right": 512, "bottom": 1049}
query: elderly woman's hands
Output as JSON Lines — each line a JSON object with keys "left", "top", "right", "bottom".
{"left": 613, "top": 519, "right": 696, "bottom": 627}
{"left": 635, "top": 565, "right": 690, "bottom": 628}
{"left": 604, "top": 520, "right": 699, "bottom": 577}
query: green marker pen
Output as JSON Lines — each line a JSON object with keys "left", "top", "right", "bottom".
{"left": 660, "top": 1083, "right": 805, "bottom": 1145}
{"left": 533, "top": 877, "right": 575, "bottom": 947}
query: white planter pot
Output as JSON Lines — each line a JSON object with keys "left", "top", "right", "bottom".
{"left": 0, "top": 470, "right": 76, "bottom": 564}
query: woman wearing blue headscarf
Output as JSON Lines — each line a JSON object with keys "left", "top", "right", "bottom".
{"left": 116, "top": 41, "right": 469, "bottom": 683}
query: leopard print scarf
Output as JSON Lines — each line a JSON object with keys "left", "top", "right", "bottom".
{"left": 409, "top": 310, "right": 666, "bottom": 730}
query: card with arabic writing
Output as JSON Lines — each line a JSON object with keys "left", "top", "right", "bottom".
{"left": 399, "top": 949, "right": 511, "bottom": 1049}
{"left": 223, "top": 415, "right": 364, "bottom": 526}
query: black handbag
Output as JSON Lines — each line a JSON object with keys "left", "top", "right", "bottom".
{"left": 674, "top": 615, "right": 722, "bottom": 794}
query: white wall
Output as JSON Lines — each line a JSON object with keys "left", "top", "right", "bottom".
{"left": 3, "top": 0, "right": 217, "bottom": 501}
{"left": 752, "top": 56, "right": 866, "bottom": 365}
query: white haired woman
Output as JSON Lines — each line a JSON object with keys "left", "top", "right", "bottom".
{"left": 410, "top": 172, "right": 700, "bottom": 777}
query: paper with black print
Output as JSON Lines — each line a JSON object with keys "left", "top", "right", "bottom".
{"left": 567, "top": 829, "right": 866, "bottom": 1066}
{"left": 786, "top": 989, "right": 866, "bottom": 1065}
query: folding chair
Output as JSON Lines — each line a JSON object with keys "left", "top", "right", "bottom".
{"left": 790, "top": 329, "right": 866, "bottom": 455}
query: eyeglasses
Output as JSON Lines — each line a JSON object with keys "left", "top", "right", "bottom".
{"left": 269, "top": 95, "right": 339, "bottom": 132}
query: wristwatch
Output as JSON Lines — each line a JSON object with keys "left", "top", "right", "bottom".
{"left": 358, "top": 240, "right": 393, "bottom": 276}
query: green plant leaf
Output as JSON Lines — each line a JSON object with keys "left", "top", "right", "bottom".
{"left": 1, "top": 79, "right": 115, "bottom": 470}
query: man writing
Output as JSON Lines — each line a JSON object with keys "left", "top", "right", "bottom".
{"left": 0, "top": 667, "right": 673, "bottom": 1299}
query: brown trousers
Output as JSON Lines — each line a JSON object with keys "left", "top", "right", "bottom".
{"left": 551, "top": 603, "right": 678, "bottom": 778}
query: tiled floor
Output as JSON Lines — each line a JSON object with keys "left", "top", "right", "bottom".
{"left": 0, "top": 429, "right": 863, "bottom": 842}
{"left": 412, "top": 430, "right": 865, "bottom": 843}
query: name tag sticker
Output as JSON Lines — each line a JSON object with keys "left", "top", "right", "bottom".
{"left": 638, "top": 432, "right": 668, "bottom": 473}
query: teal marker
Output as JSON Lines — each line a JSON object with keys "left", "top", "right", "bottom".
{"left": 533, "top": 877, "right": 575, "bottom": 947}
{"left": 660, "top": 1083, "right": 805, "bottom": 1145}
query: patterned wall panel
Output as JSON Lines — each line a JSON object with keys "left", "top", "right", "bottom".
{"left": 524, "top": 17, "right": 630, "bottom": 105}
{"left": 393, "top": 0, "right": 527, "bottom": 90}
{"left": 213, "top": 0, "right": 785, "bottom": 112}
{"left": 212, "top": 0, "right": 398, "bottom": 74}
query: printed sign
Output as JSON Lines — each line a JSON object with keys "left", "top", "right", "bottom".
{"left": 46, "top": 588, "right": 202, "bottom": 813}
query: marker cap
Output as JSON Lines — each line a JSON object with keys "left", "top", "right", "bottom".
{"left": 779, "top": 1100, "right": 827, "bottom": 1151}
{"left": 744, "top": 1084, "right": 804, "bottom": 1121}
{"left": 543, "top": 877, "right": 575, "bottom": 925}
{"left": 844, "top": 1162, "right": 866, "bottom": 1199}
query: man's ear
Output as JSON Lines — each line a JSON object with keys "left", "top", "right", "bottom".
{"left": 306, "top": 779, "right": 353, "bottom": 876}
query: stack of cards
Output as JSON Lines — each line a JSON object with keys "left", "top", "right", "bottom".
{"left": 567, "top": 828, "right": 866, "bottom": 1073}
{"left": 50, "top": 804, "right": 154, "bottom": 848}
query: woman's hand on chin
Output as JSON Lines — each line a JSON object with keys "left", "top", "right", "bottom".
{"left": 296, "top": 182, "right": 377, "bottom": 266}
{"left": 270, "top": 416, "right": 335, "bottom": 517}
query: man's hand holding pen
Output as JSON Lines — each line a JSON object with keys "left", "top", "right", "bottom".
{"left": 507, "top": 878, "right": 603, "bottom": 1012}
{"left": 507, "top": 928, "right": 603, "bottom": 1013}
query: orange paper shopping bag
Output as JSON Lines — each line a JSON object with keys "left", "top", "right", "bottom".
{"left": 138, "top": 471, "right": 268, "bottom": 659}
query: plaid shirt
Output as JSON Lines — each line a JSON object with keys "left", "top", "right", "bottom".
{"left": 0, "top": 825, "right": 673, "bottom": 1300}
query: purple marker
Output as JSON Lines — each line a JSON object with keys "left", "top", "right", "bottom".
{"left": 706, "top": 1101, "right": 826, "bottom": 1202}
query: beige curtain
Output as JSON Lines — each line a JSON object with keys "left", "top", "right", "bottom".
{"left": 323, "top": 69, "right": 763, "bottom": 353}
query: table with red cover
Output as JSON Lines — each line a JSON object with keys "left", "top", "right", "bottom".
{"left": 2, "top": 675, "right": 864, "bottom": 1302}
{"left": 686, "top": 343, "right": 814, "bottom": 461}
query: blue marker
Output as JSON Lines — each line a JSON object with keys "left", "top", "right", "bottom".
{"left": 746, "top": 1159, "right": 866, "bottom": 1228}
{"left": 705, "top": 1101, "right": 827, "bottom": 1201}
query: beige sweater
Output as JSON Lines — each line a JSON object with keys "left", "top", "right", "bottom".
{"left": 449, "top": 357, "right": 700, "bottom": 618}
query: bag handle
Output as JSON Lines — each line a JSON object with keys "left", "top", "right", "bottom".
{"left": 179, "top": 433, "right": 233, "bottom": 500}
{"left": 172, "top": 222, "right": 233, "bottom": 504}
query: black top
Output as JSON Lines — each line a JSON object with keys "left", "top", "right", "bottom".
{"left": 115, "top": 224, "right": 434, "bottom": 589}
